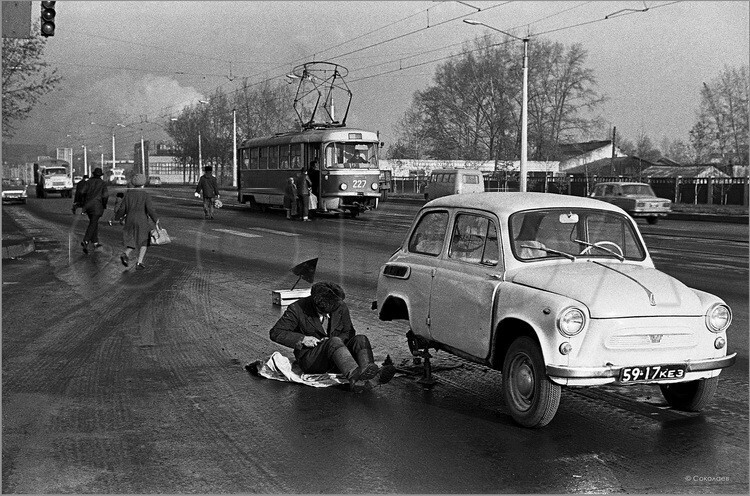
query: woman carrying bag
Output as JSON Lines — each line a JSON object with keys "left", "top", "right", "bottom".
{"left": 116, "top": 173, "right": 159, "bottom": 270}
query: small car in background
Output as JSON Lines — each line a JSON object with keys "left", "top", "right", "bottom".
{"left": 424, "top": 168, "right": 484, "bottom": 201}
{"left": 146, "top": 176, "right": 162, "bottom": 187}
{"left": 2, "top": 178, "right": 28, "bottom": 204}
{"left": 374, "top": 192, "right": 734, "bottom": 427}
{"left": 110, "top": 174, "right": 127, "bottom": 186}
{"left": 590, "top": 181, "right": 671, "bottom": 224}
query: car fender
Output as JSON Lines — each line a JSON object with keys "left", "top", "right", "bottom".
{"left": 490, "top": 282, "right": 589, "bottom": 369}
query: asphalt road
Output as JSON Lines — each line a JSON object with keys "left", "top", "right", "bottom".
{"left": 2, "top": 190, "right": 748, "bottom": 493}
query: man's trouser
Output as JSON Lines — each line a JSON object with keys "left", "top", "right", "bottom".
{"left": 202, "top": 197, "right": 214, "bottom": 217}
{"left": 83, "top": 212, "right": 102, "bottom": 243}
{"left": 296, "top": 335, "right": 374, "bottom": 376}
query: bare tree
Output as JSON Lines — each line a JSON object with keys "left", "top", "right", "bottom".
{"left": 690, "top": 65, "right": 749, "bottom": 165}
{"left": 394, "top": 35, "right": 604, "bottom": 161}
{"left": 2, "top": 33, "right": 61, "bottom": 138}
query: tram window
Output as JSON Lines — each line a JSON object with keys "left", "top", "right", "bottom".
{"left": 280, "top": 144, "right": 290, "bottom": 169}
{"left": 291, "top": 144, "right": 301, "bottom": 169}
{"left": 259, "top": 147, "right": 269, "bottom": 169}
{"left": 249, "top": 148, "right": 259, "bottom": 169}
{"left": 269, "top": 146, "right": 279, "bottom": 170}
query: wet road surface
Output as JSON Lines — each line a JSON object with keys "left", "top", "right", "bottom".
{"left": 2, "top": 193, "right": 747, "bottom": 493}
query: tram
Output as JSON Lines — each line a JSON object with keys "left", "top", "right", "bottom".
{"left": 237, "top": 125, "right": 382, "bottom": 216}
{"left": 237, "top": 61, "right": 383, "bottom": 217}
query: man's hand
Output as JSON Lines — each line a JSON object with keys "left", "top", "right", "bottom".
{"left": 300, "top": 336, "right": 321, "bottom": 348}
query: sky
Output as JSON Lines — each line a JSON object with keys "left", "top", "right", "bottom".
{"left": 7, "top": 1, "right": 750, "bottom": 159}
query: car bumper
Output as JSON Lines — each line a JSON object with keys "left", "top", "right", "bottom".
{"left": 547, "top": 353, "right": 736, "bottom": 384}
{"left": 629, "top": 210, "right": 670, "bottom": 217}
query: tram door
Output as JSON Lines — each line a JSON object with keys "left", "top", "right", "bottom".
{"left": 304, "top": 144, "right": 322, "bottom": 199}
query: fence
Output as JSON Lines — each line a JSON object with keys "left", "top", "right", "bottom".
{"left": 390, "top": 173, "right": 750, "bottom": 206}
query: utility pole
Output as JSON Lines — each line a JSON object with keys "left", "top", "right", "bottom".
{"left": 610, "top": 126, "right": 616, "bottom": 176}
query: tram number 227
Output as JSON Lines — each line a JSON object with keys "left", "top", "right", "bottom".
{"left": 352, "top": 179, "right": 367, "bottom": 189}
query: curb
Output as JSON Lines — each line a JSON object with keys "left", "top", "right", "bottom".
{"left": 2, "top": 236, "right": 36, "bottom": 259}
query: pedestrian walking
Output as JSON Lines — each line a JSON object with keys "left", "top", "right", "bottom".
{"left": 80, "top": 168, "right": 108, "bottom": 254}
{"left": 283, "top": 177, "right": 298, "bottom": 219}
{"left": 195, "top": 165, "right": 220, "bottom": 219}
{"left": 269, "top": 281, "right": 396, "bottom": 391}
{"left": 71, "top": 174, "right": 88, "bottom": 214}
{"left": 296, "top": 165, "right": 312, "bottom": 222}
{"left": 116, "top": 173, "right": 159, "bottom": 270}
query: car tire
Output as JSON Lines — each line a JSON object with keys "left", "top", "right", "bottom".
{"left": 646, "top": 216, "right": 658, "bottom": 225}
{"left": 659, "top": 377, "right": 718, "bottom": 411}
{"left": 502, "top": 336, "right": 561, "bottom": 428}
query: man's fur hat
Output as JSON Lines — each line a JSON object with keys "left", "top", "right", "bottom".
{"left": 311, "top": 281, "right": 345, "bottom": 314}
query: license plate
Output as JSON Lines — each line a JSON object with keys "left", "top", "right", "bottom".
{"left": 620, "top": 364, "right": 685, "bottom": 382}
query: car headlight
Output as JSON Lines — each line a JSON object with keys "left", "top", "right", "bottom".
{"left": 706, "top": 303, "right": 731, "bottom": 332}
{"left": 339, "top": 183, "right": 348, "bottom": 191}
{"left": 636, "top": 201, "right": 645, "bottom": 208}
{"left": 557, "top": 307, "right": 586, "bottom": 337}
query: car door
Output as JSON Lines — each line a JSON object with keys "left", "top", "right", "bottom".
{"left": 402, "top": 209, "right": 450, "bottom": 339}
{"left": 429, "top": 211, "right": 503, "bottom": 359}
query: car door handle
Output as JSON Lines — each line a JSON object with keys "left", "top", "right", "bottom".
{"left": 487, "top": 273, "right": 503, "bottom": 280}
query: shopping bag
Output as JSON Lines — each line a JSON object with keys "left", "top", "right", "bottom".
{"left": 149, "top": 226, "right": 171, "bottom": 245}
{"left": 309, "top": 193, "right": 317, "bottom": 210}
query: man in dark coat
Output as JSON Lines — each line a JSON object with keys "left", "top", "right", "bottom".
{"left": 269, "top": 281, "right": 396, "bottom": 390}
{"left": 194, "top": 165, "right": 220, "bottom": 219}
{"left": 80, "top": 168, "right": 108, "bottom": 253}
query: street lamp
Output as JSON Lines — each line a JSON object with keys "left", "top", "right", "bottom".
{"left": 113, "top": 123, "right": 126, "bottom": 171}
{"left": 464, "top": 19, "right": 529, "bottom": 193}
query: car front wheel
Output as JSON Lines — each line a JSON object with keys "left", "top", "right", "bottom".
{"left": 502, "top": 336, "right": 561, "bottom": 428}
{"left": 659, "top": 377, "right": 718, "bottom": 411}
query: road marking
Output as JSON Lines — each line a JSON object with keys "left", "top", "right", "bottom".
{"left": 213, "top": 228, "right": 262, "bottom": 238}
{"left": 247, "top": 227, "right": 299, "bottom": 237}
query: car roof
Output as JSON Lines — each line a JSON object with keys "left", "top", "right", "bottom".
{"left": 424, "top": 192, "right": 624, "bottom": 214}
{"left": 594, "top": 181, "right": 649, "bottom": 186}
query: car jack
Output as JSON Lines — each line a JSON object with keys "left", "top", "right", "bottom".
{"left": 406, "top": 330, "right": 437, "bottom": 388}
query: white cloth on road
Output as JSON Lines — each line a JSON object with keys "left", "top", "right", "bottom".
{"left": 256, "top": 352, "right": 347, "bottom": 388}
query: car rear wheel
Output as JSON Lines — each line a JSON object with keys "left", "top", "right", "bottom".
{"left": 659, "top": 377, "right": 718, "bottom": 411}
{"left": 502, "top": 336, "right": 561, "bottom": 428}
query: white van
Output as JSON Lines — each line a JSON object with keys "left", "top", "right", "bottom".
{"left": 424, "top": 168, "right": 485, "bottom": 201}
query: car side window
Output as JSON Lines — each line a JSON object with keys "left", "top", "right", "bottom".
{"left": 408, "top": 211, "right": 449, "bottom": 256}
{"left": 448, "top": 214, "right": 499, "bottom": 265}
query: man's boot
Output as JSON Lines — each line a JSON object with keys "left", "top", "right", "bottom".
{"left": 355, "top": 349, "right": 380, "bottom": 381}
{"left": 332, "top": 347, "right": 368, "bottom": 390}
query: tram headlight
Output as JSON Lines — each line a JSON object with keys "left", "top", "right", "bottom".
{"left": 339, "top": 183, "right": 348, "bottom": 191}
{"left": 371, "top": 182, "right": 379, "bottom": 191}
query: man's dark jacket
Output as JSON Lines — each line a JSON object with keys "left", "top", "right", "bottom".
{"left": 196, "top": 174, "right": 219, "bottom": 198}
{"left": 269, "top": 296, "right": 355, "bottom": 353}
{"left": 81, "top": 177, "right": 108, "bottom": 215}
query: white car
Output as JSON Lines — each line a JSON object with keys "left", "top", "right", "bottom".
{"left": 374, "top": 192, "right": 735, "bottom": 427}
{"left": 2, "top": 178, "right": 28, "bottom": 204}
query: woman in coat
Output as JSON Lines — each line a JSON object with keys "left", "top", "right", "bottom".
{"left": 116, "top": 173, "right": 159, "bottom": 270}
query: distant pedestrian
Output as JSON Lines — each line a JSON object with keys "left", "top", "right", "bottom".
{"left": 107, "top": 192, "right": 125, "bottom": 225}
{"left": 80, "top": 168, "right": 109, "bottom": 254}
{"left": 71, "top": 174, "right": 89, "bottom": 214}
{"left": 296, "top": 165, "right": 312, "bottom": 222}
{"left": 195, "top": 165, "right": 220, "bottom": 219}
{"left": 116, "top": 173, "right": 159, "bottom": 270}
{"left": 283, "top": 177, "right": 298, "bottom": 219}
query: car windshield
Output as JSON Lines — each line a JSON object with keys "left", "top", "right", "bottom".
{"left": 2, "top": 179, "right": 25, "bottom": 188}
{"left": 324, "top": 142, "right": 378, "bottom": 169}
{"left": 510, "top": 208, "right": 646, "bottom": 261}
{"left": 621, "top": 184, "right": 655, "bottom": 196}
{"left": 43, "top": 167, "right": 68, "bottom": 175}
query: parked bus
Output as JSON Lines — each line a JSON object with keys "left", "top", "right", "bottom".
{"left": 237, "top": 125, "right": 382, "bottom": 217}
{"left": 34, "top": 158, "right": 73, "bottom": 198}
